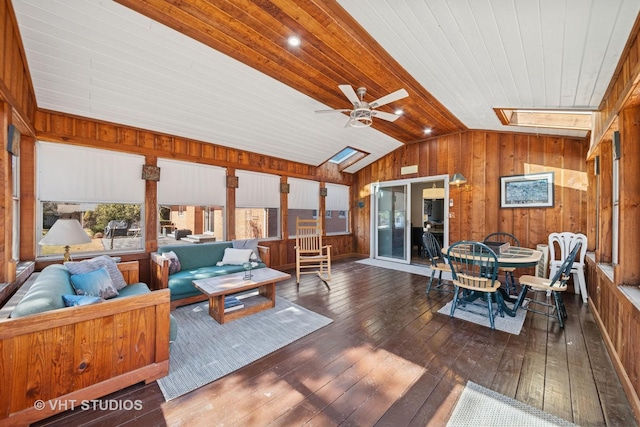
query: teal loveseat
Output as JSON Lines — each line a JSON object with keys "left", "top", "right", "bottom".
{"left": 151, "top": 240, "right": 270, "bottom": 308}
{"left": 8, "top": 262, "right": 178, "bottom": 342}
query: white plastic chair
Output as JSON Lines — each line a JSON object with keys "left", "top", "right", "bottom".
{"left": 548, "top": 232, "right": 588, "bottom": 303}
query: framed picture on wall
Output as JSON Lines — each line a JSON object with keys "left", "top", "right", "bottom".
{"left": 500, "top": 172, "right": 554, "bottom": 208}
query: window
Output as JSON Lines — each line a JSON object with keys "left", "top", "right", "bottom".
{"left": 287, "top": 178, "right": 319, "bottom": 236}
{"left": 37, "top": 142, "right": 145, "bottom": 258}
{"left": 12, "top": 153, "right": 19, "bottom": 261}
{"left": 157, "top": 159, "right": 226, "bottom": 245}
{"left": 235, "top": 170, "right": 280, "bottom": 239}
{"left": 40, "top": 202, "right": 142, "bottom": 255}
{"left": 612, "top": 148, "right": 620, "bottom": 264}
{"left": 325, "top": 183, "right": 350, "bottom": 234}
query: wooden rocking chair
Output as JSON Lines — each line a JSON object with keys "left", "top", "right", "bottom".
{"left": 295, "top": 217, "right": 331, "bottom": 285}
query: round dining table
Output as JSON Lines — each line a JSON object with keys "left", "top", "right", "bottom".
{"left": 441, "top": 244, "right": 543, "bottom": 317}
{"left": 441, "top": 244, "right": 542, "bottom": 268}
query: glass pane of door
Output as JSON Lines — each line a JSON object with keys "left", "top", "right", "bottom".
{"left": 375, "top": 184, "right": 408, "bottom": 262}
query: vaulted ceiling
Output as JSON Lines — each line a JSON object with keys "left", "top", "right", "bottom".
{"left": 11, "top": 0, "right": 640, "bottom": 173}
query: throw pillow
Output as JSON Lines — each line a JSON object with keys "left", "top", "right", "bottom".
{"left": 62, "top": 294, "right": 104, "bottom": 307}
{"left": 70, "top": 267, "right": 119, "bottom": 299}
{"left": 216, "top": 248, "right": 253, "bottom": 266}
{"left": 232, "top": 238, "right": 262, "bottom": 262}
{"left": 164, "top": 250, "right": 182, "bottom": 274}
{"left": 65, "top": 255, "right": 128, "bottom": 290}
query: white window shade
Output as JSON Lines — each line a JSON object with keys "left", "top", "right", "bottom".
{"left": 236, "top": 170, "right": 280, "bottom": 208}
{"left": 288, "top": 178, "right": 319, "bottom": 210}
{"left": 326, "top": 183, "right": 349, "bottom": 211}
{"left": 37, "top": 142, "right": 145, "bottom": 203}
{"left": 157, "top": 159, "right": 225, "bottom": 206}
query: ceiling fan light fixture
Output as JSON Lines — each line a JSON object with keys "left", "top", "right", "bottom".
{"left": 349, "top": 108, "right": 373, "bottom": 127}
{"left": 316, "top": 85, "right": 408, "bottom": 128}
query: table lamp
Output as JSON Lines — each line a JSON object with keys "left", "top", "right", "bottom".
{"left": 39, "top": 219, "right": 91, "bottom": 262}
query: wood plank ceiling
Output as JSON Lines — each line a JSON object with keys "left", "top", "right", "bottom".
{"left": 115, "top": 0, "right": 466, "bottom": 143}
{"left": 12, "top": 0, "right": 640, "bottom": 172}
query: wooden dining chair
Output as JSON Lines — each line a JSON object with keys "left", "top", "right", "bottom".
{"left": 514, "top": 241, "right": 582, "bottom": 328}
{"left": 294, "top": 217, "right": 331, "bottom": 286}
{"left": 447, "top": 241, "right": 503, "bottom": 330}
{"left": 483, "top": 232, "right": 520, "bottom": 296}
{"left": 422, "top": 231, "right": 453, "bottom": 295}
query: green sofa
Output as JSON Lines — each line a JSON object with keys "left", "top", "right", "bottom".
{"left": 151, "top": 240, "right": 270, "bottom": 308}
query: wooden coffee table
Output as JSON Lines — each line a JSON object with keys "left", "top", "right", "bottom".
{"left": 192, "top": 268, "right": 291, "bottom": 324}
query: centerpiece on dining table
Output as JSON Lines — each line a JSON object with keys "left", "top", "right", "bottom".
{"left": 483, "top": 241, "right": 510, "bottom": 254}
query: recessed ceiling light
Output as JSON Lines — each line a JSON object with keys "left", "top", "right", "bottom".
{"left": 395, "top": 109, "right": 403, "bottom": 115}
{"left": 424, "top": 128, "right": 432, "bottom": 134}
{"left": 288, "top": 36, "right": 301, "bottom": 47}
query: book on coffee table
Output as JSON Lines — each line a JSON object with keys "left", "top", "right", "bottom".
{"left": 224, "top": 296, "right": 244, "bottom": 312}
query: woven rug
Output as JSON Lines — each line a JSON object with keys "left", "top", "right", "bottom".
{"left": 157, "top": 297, "right": 332, "bottom": 401}
{"left": 447, "top": 381, "right": 578, "bottom": 426}
{"left": 438, "top": 299, "right": 526, "bottom": 335}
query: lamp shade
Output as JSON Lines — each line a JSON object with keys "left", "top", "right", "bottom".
{"left": 39, "top": 219, "right": 91, "bottom": 246}
{"left": 450, "top": 173, "right": 468, "bottom": 187}
{"left": 423, "top": 185, "right": 445, "bottom": 199}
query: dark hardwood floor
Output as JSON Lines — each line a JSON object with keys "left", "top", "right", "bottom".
{"left": 35, "top": 257, "right": 637, "bottom": 427}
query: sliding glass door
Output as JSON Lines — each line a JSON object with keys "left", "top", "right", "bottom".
{"left": 374, "top": 184, "right": 409, "bottom": 263}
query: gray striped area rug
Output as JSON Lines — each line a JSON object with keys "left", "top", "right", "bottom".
{"left": 158, "top": 296, "right": 333, "bottom": 401}
{"left": 438, "top": 299, "right": 527, "bottom": 335}
{"left": 447, "top": 381, "right": 578, "bottom": 426}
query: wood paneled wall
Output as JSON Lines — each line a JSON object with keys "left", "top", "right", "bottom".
{"left": 592, "top": 15, "right": 640, "bottom": 152}
{"left": 352, "top": 130, "right": 589, "bottom": 254}
{"left": 587, "top": 13, "right": 640, "bottom": 418}
{"left": 0, "top": 0, "right": 38, "bottom": 288}
{"left": 0, "top": 0, "right": 37, "bottom": 128}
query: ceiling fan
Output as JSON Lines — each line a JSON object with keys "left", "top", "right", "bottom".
{"left": 315, "top": 85, "right": 409, "bottom": 128}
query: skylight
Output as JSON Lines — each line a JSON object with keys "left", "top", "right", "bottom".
{"left": 494, "top": 108, "right": 592, "bottom": 131}
{"left": 326, "top": 146, "right": 368, "bottom": 171}
{"left": 329, "top": 147, "right": 358, "bottom": 163}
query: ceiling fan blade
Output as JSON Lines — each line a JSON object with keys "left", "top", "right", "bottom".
{"left": 315, "top": 109, "right": 352, "bottom": 114}
{"left": 338, "top": 84, "right": 360, "bottom": 107}
{"left": 370, "top": 88, "right": 409, "bottom": 109}
{"left": 371, "top": 110, "right": 400, "bottom": 122}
